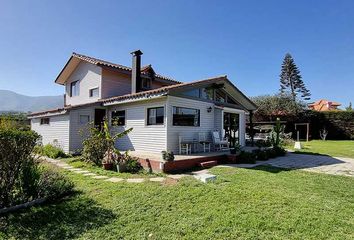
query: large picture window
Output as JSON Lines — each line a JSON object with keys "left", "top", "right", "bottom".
{"left": 173, "top": 107, "right": 200, "bottom": 126}
{"left": 111, "top": 110, "right": 126, "bottom": 126}
{"left": 147, "top": 107, "right": 164, "bottom": 125}
{"left": 70, "top": 80, "right": 79, "bottom": 97}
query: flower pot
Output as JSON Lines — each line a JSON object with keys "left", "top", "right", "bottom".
{"left": 116, "top": 162, "right": 126, "bottom": 173}
{"left": 102, "top": 162, "right": 114, "bottom": 170}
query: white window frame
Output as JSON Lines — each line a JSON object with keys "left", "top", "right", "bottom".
{"left": 70, "top": 80, "right": 80, "bottom": 97}
{"left": 111, "top": 110, "right": 126, "bottom": 126}
{"left": 40, "top": 118, "right": 50, "bottom": 125}
{"left": 89, "top": 87, "right": 99, "bottom": 98}
{"left": 145, "top": 106, "right": 165, "bottom": 126}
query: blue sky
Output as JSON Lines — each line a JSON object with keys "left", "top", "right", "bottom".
{"left": 0, "top": 0, "right": 353, "bottom": 107}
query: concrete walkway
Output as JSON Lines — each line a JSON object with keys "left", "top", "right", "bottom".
{"left": 221, "top": 153, "right": 354, "bottom": 177}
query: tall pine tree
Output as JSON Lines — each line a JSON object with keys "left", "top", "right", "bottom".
{"left": 280, "top": 53, "right": 311, "bottom": 101}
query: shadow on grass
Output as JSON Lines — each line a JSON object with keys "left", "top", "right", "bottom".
{"left": 1, "top": 192, "right": 115, "bottom": 239}
{"left": 248, "top": 165, "right": 292, "bottom": 173}
{"left": 291, "top": 151, "right": 330, "bottom": 156}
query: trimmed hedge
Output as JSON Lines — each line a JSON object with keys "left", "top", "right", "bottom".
{"left": 0, "top": 129, "right": 73, "bottom": 209}
{"left": 252, "top": 110, "right": 354, "bottom": 140}
{"left": 288, "top": 111, "right": 354, "bottom": 140}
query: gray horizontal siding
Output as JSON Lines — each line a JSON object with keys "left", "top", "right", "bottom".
{"left": 108, "top": 98, "right": 167, "bottom": 153}
{"left": 69, "top": 106, "right": 97, "bottom": 152}
{"left": 166, "top": 96, "right": 217, "bottom": 153}
{"left": 31, "top": 114, "right": 70, "bottom": 153}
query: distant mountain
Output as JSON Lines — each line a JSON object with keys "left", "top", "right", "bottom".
{"left": 0, "top": 90, "right": 63, "bottom": 113}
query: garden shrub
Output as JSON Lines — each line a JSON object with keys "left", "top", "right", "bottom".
{"left": 82, "top": 120, "right": 132, "bottom": 166}
{"left": 0, "top": 128, "right": 74, "bottom": 208}
{"left": 37, "top": 164, "right": 74, "bottom": 200}
{"left": 254, "top": 149, "right": 269, "bottom": 161}
{"left": 238, "top": 151, "right": 256, "bottom": 164}
{"left": 0, "top": 129, "right": 39, "bottom": 207}
{"left": 82, "top": 126, "right": 108, "bottom": 166}
{"left": 41, "top": 144, "right": 67, "bottom": 159}
{"left": 123, "top": 155, "right": 143, "bottom": 173}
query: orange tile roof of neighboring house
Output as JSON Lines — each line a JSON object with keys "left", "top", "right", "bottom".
{"left": 72, "top": 52, "right": 181, "bottom": 84}
{"left": 308, "top": 99, "right": 341, "bottom": 111}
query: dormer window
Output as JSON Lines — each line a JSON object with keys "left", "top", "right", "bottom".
{"left": 70, "top": 80, "right": 79, "bottom": 97}
{"left": 89, "top": 87, "right": 99, "bottom": 98}
{"left": 141, "top": 78, "right": 152, "bottom": 90}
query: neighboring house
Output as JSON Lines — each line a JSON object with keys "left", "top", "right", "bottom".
{"left": 28, "top": 50, "right": 257, "bottom": 155}
{"left": 308, "top": 99, "right": 341, "bottom": 111}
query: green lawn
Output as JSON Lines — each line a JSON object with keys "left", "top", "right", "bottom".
{"left": 2, "top": 166, "right": 354, "bottom": 239}
{"left": 287, "top": 140, "right": 354, "bottom": 158}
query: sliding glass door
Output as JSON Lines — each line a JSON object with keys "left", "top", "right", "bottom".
{"left": 223, "top": 112, "right": 240, "bottom": 148}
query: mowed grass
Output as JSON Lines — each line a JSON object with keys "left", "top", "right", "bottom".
{"left": 2, "top": 166, "right": 354, "bottom": 239}
{"left": 287, "top": 140, "right": 354, "bottom": 158}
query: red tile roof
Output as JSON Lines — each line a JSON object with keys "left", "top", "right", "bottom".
{"left": 72, "top": 52, "right": 180, "bottom": 84}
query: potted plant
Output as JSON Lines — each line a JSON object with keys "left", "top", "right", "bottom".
{"left": 102, "top": 148, "right": 117, "bottom": 170}
{"left": 102, "top": 158, "right": 114, "bottom": 170}
{"left": 161, "top": 151, "right": 174, "bottom": 162}
{"left": 115, "top": 152, "right": 127, "bottom": 173}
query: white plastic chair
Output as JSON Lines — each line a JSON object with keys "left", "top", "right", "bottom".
{"left": 179, "top": 135, "right": 191, "bottom": 155}
{"left": 212, "top": 130, "right": 229, "bottom": 151}
{"left": 198, "top": 132, "right": 211, "bottom": 152}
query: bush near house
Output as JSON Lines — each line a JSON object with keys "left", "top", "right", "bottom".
{"left": 81, "top": 119, "right": 140, "bottom": 173}
{"left": 34, "top": 144, "right": 68, "bottom": 159}
{"left": 0, "top": 128, "right": 73, "bottom": 209}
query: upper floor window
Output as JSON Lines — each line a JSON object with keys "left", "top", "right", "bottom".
{"left": 141, "top": 78, "right": 152, "bottom": 90}
{"left": 89, "top": 87, "right": 99, "bottom": 98}
{"left": 40, "top": 118, "right": 50, "bottom": 125}
{"left": 111, "top": 110, "right": 126, "bottom": 126}
{"left": 147, "top": 107, "right": 164, "bottom": 125}
{"left": 79, "top": 115, "right": 90, "bottom": 124}
{"left": 70, "top": 80, "right": 79, "bottom": 97}
{"left": 173, "top": 107, "right": 200, "bottom": 127}
{"left": 183, "top": 89, "right": 201, "bottom": 98}
{"left": 215, "top": 90, "right": 226, "bottom": 103}
{"left": 200, "top": 88, "right": 214, "bottom": 100}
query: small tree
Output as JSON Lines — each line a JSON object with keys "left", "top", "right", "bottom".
{"left": 270, "top": 118, "right": 284, "bottom": 148}
{"left": 251, "top": 94, "right": 305, "bottom": 121}
{"left": 280, "top": 53, "right": 311, "bottom": 102}
{"left": 82, "top": 119, "right": 132, "bottom": 166}
{"left": 345, "top": 102, "right": 353, "bottom": 111}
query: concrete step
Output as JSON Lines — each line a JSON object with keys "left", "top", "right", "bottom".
{"left": 194, "top": 173, "right": 217, "bottom": 183}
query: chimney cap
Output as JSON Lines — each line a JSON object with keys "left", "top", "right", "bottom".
{"left": 130, "top": 49, "right": 143, "bottom": 56}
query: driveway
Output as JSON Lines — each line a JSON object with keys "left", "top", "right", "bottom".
{"left": 224, "top": 153, "right": 354, "bottom": 177}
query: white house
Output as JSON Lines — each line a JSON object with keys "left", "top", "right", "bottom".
{"left": 29, "top": 50, "right": 257, "bottom": 157}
